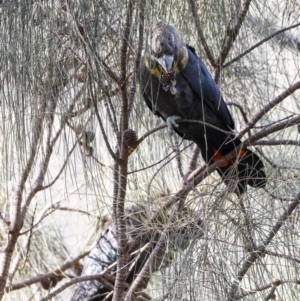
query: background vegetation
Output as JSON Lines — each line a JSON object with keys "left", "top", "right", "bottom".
{"left": 0, "top": 0, "right": 300, "bottom": 300}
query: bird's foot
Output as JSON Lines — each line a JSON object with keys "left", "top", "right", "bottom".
{"left": 167, "top": 115, "right": 181, "bottom": 135}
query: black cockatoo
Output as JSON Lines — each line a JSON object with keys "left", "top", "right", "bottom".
{"left": 140, "top": 21, "right": 266, "bottom": 194}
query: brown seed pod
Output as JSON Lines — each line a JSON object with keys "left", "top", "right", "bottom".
{"left": 78, "top": 131, "right": 95, "bottom": 145}
{"left": 161, "top": 70, "right": 176, "bottom": 87}
{"left": 77, "top": 71, "right": 86, "bottom": 83}
{"left": 40, "top": 276, "right": 58, "bottom": 290}
{"left": 81, "top": 145, "right": 94, "bottom": 157}
{"left": 123, "top": 129, "right": 138, "bottom": 148}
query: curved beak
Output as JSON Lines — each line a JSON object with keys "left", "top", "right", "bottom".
{"left": 156, "top": 54, "right": 174, "bottom": 73}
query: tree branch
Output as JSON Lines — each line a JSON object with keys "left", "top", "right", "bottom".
{"left": 123, "top": 232, "right": 167, "bottom": 301}
{"left": 254, "top": 139, "right": 300, "bottom": 147}
{"left": 235, "top": 278, "right": 300, "bottom": 300}
{"left": 223, "top": 22, "right": 300, "bottom": 68}
{"left": 87, "top": 74, "right": 121, "bottom": 163}
{"left": 187, "top": 0, "right": 217, "bottom": 68}
{"left": 228, "top": 192, "right": 300, "bottom": 300}
{"left": 113, "top": 1, "right": 134, "bottom": 300}
{"left": 238, "top": 80, "right": 300, "bottom": 139}
{"left": 6, "top": 250, "right": 90, "bottom": 292}
{"left": 215, "top": 0, "right": 252, "bottom": 81}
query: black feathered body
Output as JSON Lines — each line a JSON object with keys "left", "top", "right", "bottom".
{"left": 70, "top": 205, "right": 203, "bottom": 301}
{"left": 70, "top": 205, "right": 152, "bottom": 301}
{"left": 141, "top": 45, "right": 266, "bottom": 193}
{"left": 70, "top": 221, "right": 118, "bottom": 301}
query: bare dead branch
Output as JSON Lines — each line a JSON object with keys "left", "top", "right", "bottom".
{"left": 235, "top": 278, "right": 300, "bottom": 300}
{"left": 87, "top": 74, "right": 121, "bottom": 163}
{"left": 40, "top": 143, "right": 77, "bottom": 191}
{"left": 185, "top": 144, "right": 201, "bottom": 176}
{"left": 39, "top": 273, "right": 114, "bottom": 301}
{"left": 113, "top": 1, "right": 135, "bottom": 300}
{"left": 123, "top": 232, "right": 167, "bottom": 301}
{"left": 215, "top": 0, "right": 252, "bottom": 81}
{"left": 238, "top": 80, "right": 300, "bottom": 139}
{"left": 254, "top": 139, "right": 300, "bottom": 147}
{"left": 264, "top": 250, "right": 300, "bottom": 264}
{"left": 226, "top": 101, "right": 250, "bottom": 126}
{"left": 223, "top": 22, "right": 300, "bottom": 68}
{"left": 228, "top": 192, "right": 300, "bottom": 300}
{"left": 187, "top": 0, "right": 217, "bottom": 68}
{"left": 37, "top": 243, "right": 151, "bottom": 301}
{"left": 0, "top": 214, "right": 9, "bottom": 235}
{"left": 245, "top": 115, "right": 300, "bottom": 143}
{"left": 6, "top": 250, "right": 90, "bottom": 292}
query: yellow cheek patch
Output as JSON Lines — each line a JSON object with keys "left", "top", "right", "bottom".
{"left": 173, "top": 63, "right": 181, "bottom": 74}
{"left": 150, "top": 67, "right": 162, "bottom": 77}
{"left": 145, "top": 58, "right": 162, "bottom": 77}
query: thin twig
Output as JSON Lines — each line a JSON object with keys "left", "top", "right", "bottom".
{"left": 123, "top": 232, "right": 167, "bottom": 301}
{"left": 41, "top": 142, "right": 77, "bottom": 190}
{"left": 87, "top": 73, "right": 121, "bottom": 163}
{"left": 237, "top": 80, "right": 300, "bottom": 139}
{"left": 6, "top": 250, "right": 91, "bottom": 292}
{"left": 254, "top": 139, "right": 300, "bottom": 147}
{"left": 223, "top": 22, "right": 300, "bottom": 68}
{"left": 172, "top": 129, "right": 202, "bottom": 199}
{"left": 128, "top": 143, "right": 192, "bottom": 175}
{"left": 128, "top": 0, "right": 145, "bottom": 114}
{"left": 187, "top": 0, "right": 217, "bottom": 68}
{"left": 264, "top": 250, "right": 300, "bottom": 264}
{"left": 215, "top": 0, "right": 253, "bottom": 81}
{"left": 228, "top": 192, "right": 300, "bottom": 300}
{"left": 235, "top": 278, "right": 300, "bottom": 300}
{"left": 185, "top": 144, "right": 201, "bottom": 177}
{"left": 39, "top": 274, "right": 114, "bottom": 301}
{"left": 37, "top": 242, "right": 151, "bottom": 301}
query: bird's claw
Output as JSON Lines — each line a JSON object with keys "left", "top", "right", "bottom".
{"left": 167, "top": 116, "right": 181, "bottom": 135}
{"left": 170, "top": 85, "right": 177, "bottom": 95}
{"left": 162, "top": 80, "right": 177, "bottom": 94}
{"left": 170, "top": 80, "right": 177, "bottom": 95}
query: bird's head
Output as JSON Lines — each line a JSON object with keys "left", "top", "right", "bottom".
{"left": 145, "top": 21, "right": 188, "bottom": 78}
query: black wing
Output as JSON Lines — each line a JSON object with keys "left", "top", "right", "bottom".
{"left": 70, "top": 222, "right": 118, "bottom": 301}
{"left": 140, "top": 63, "right": 166, "bottom": 121}
{"left": 182, "top": 45, "right": 235, "bottom": 130}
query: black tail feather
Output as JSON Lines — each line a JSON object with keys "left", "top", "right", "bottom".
{"left": 217, "top": 148, "right": 266, "bottom": 194}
